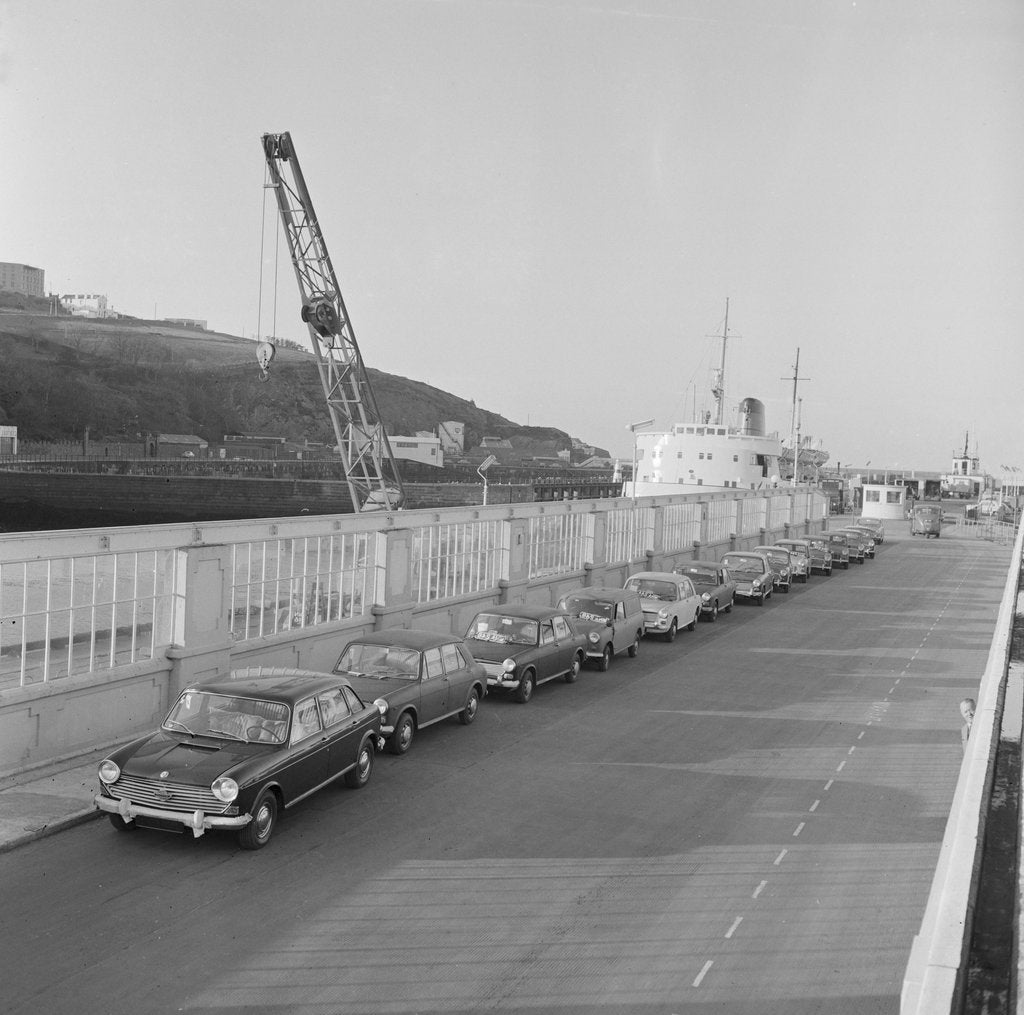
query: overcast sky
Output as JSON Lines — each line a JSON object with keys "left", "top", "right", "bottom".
{"left": 3, "top": 0, "right": 1021, "bottom": 473}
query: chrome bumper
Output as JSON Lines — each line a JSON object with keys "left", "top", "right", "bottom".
{"left": 94, "top": 793, "right": 251, "bottom": 838}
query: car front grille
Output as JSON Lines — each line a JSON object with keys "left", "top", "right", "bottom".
{"left": 479, "top": 661, "right": 507, "bottom": 678}
{"left": 108, "top": 774, "right": 229, "bottom": 814}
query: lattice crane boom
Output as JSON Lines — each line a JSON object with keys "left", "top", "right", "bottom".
{"left": 261, "top": 131, "right": 404, "bottom": 511}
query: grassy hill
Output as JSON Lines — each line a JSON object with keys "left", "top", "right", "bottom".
{"left": 0, "top": 296, "right": 597, "bottom": 457}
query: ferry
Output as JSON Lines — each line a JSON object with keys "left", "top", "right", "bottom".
{"left": 626, "top": 302, "right": 827, "bottom": 496}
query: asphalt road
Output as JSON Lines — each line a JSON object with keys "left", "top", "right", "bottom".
{"left": 1, "top": 526, "right": 1011, "bottom": 1015}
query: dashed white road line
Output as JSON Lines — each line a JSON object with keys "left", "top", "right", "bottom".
{"left": 693, "top": 960, "right": 713, "bottom": 987}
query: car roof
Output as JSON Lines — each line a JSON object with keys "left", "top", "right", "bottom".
{"left": 196, "top": 667, "right": 350, "bottom": 703}
{"left": 774, "top": 538, "right": 809, "bottom": 546}
{"left": 472, "top": 603, "right": 569, "bottom": 620}
{"left": 627, "top": 571, "right": 688, "bottom": 582}
{"left": 677, "top": 560, "right": 726, "bottom": 570}
{"left": 754, "top": 544, "right": 788, "bottom": 553}
{"left": 342, "top": 628, "right": 462, "bottom": 651}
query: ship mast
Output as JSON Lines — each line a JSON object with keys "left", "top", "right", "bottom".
{"left": 711, "top": 298, "right": 730, "bottom": 426}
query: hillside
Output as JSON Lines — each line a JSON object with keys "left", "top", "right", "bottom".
{"left": 0, "top": 299, "right": 600, "bottom": 457}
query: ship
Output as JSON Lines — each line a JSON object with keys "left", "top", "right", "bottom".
{"left": 627, "top": 301, "right": 828, "bottom": 495}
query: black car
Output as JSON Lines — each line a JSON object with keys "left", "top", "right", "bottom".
{"left": 673, "top": 561, "right": 738, "bottom": 621}
{"left": 94, "top": 667, "right": 383, "bottom": 850}
{"left": 464, "top": 604, "right": 587, "bottom": 703}
{"left": 333, "top": 629, "right": 487, "bottom": 755}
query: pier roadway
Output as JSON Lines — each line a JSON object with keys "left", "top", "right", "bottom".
{"left": 0, "top": 527, "right": 1010, "bottom": 1015}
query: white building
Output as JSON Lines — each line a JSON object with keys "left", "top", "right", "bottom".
{"left": 389, "top": 434, "right": 443, "bottom": 467}
{"left": 0, "top": 262, "right": 45, "bottom": 297}
{"left": 60, "top": 293, "right": 115, "bottom": 318}
{"left": 437, "top": 421, "right": 465, "bottom": 454}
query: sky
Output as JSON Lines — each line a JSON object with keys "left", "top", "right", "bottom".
{"left": 2, "top": 0, "right": 1022, "bottom": 474}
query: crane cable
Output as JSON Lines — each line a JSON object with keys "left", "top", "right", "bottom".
{"left": 255, "top": 161, "right": 279, "bottom": 382}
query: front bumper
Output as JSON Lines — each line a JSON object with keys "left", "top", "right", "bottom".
{"left": 733, "top": 584, "right": 766, "bottom": 599}
{"left": 94, "top": 793, "right": 251, "bottom": 839}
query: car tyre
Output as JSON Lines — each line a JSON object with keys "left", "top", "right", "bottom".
{"left": 459, "top": 687, "right": 481, "bottom": 725}
{"left": 724, "top": 597, "right": 734, "bottom": 614}
{"left": 627, "top": 634, "right": 640, "bottom": 658}
{"left": 597, "top": 644, "right": 612, "bottom": 671}
{"left": 564, "top": 653, "right": 582, "bottom": 683}
{"left": 664, "top": 619, "right": 677, "bottom": 642}
{"left": 344, "top": 739, "right": 374, "bottom": 788}
{"left": 389, "top": 712, "right": 415, "bottom": 755}
{"left": 687, "top": 609, "right": 698, "bottom": 631}
{"left": 705, "top": 602, "right": 718, "bottom": 623}
{"left": 757, "top": 591, "right": 766, "bottom": 606}
{"left": 239, "top": 788, "right": 278, "bottom": 851}
{"left": 515, "top": 671, "right": 535, "bottom": 703}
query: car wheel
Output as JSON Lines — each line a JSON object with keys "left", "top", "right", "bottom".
{"left": 705, "top": 602, "right": 718, "bottom": 623}
{"left": 515, "top": 671, "right": 535, "bottom": 703}
{"left": 757, "top": 591, "right": 765, "bottom": 606}
{"left": 664, "top": 619, "right": 677, "bottom": 642}
{"left": 459, "top": 687, "right": 480, "bottom": 725}
{"left": 687, "top": 609, "right": 698, "bottom": 631}
{"left": 627, "top": 634, "right": 640, "bottom": 658}
{"left": 597, "top": 644, "right": 612, "bottom": 671}
{"left": 389, "top": 712, "right": 415, "bottom": 755}
{"left": 108, "top": 813, "right": 136, "bottom": 834}
{"left": 781, "top": 582, "right": 790, "bottom": 593}
{"left": 843, "top": 560, "right": 850, "bottom": 569}
{"left": 724, "top": 596, "right": 734, "bottom": 614}
{"left": 344, "top": 739, "right": 374, "bottom": 788}
{"left": 564, "top": 653, "right": 582, "bottom": 683}
{"left": 239, "top": 788, "right": 278, "bottom": 851}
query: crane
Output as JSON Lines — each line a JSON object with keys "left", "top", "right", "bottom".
{"left": 259, "top": 131, "right": 404, "bottom": 511}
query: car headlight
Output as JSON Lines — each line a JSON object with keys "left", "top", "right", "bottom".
{"left": 374, "top": 697, "right": 389, "bottom": 719}
{"left": 588, "top": 631, "right": 600, "bottom": 644}
{"left": 752, "top": 579, "right": 762, "bottom": 589}
{"left": 98, "top": 760, "right": 120, "bottom": 785}
{"left": 657, "top": 608, "right": 670, "bottom": 620}
{"left": 701, "top": 592, "right": 711, "bottom": 603}
{"left": 502, "top": 658, "right": 516, "bottom": 674}
{"left": 211, "top": 776, "right": 239, "bottom": 803}
{"left": 781, "top": 569, "right": 789, "bottom": 577}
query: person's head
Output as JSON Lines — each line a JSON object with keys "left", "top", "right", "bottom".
{"left": 960, "top": 698, "right": 976, "bottom": 722}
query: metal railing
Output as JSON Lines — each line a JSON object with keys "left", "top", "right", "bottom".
{"left": 412, "top": 518, "right": 509, "bottom": 602}
{"left": 528, "top": 512, "right": 594, "bottom": 579}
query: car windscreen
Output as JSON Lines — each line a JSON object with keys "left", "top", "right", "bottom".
{"left": 625, "top": 579, "right": 679, "bottom": 601}
{"left": 164, "top": 690, "right": 290, "bottom": 744}
{"left": 335, "top": 643, "right": 420, "bottom": 679}
{"left": 560, "top": 597, "right": 613, "bottom": 621}
{"left": 721, "top": 556, "right": 765, "bottom": 572}
{"left": 677, "top": 566, "right": 717, "bottom": 583}
{"left": 467, "top": 614, "right": 539, "bottom": 645}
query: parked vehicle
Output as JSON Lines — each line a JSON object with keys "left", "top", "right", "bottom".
{"left": 965, "top": 498, "right": 1016, "bottom": 523}
{"left": 772, "top": 539, "right": 811, "bottom": 582}
{"left": 623, "top": 571, "right": 703, "bottom": 641}
{"left": 673, "top": 561, "right": 738, "bottom": 621}
{"left": 910, "top": 504, "right": 943, "bottom": 538}
{"left": 464, "top": 604, "right": 587, "bottom": 702}
{"left": 754, "top": 545, "right": 794, "bottom": 592}
{"left": 719, "top": 551, "right": 774, "bottom": 605}
{"left": 840, "top": 525, "right": 877, "bottom": 558}
{"left": 834, "top": 528, "right": 867, "bottom": 564}
{"left": 94, "top": 667, "right": 383, "bottom": 850}
{"left": 854, "top": 517, "right": 885, "bottom": 543}
{"left": 333, "top": 629, "right": 486, "bottom": 755}
{"left": 825, "top": 531, "right": 852, "bottom": 568}
{"left": 805, "top": 536, "right": 834, "bottom": 576}
{"left": 556, "top": 587, "right": 645, "bottom": 669}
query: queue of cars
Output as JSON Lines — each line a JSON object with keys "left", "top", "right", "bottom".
{"left": 93, "top": 522, "right": 879, "bottom": 850}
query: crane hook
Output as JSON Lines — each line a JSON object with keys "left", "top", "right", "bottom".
{"left": 256, "top": 341, "right": 276, "bottom": 382}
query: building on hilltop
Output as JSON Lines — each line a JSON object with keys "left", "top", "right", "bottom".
{"left": 389, "top": 433, "right": 443, "bottom": 467}
{"left": 60, "top": 293, "right": 116, "bottom": 318}
{"left": 0, "top": 262, "right": 45, "bottom": 297}
{"left": 162, "top": 317, "right": 208, "bottom": 330}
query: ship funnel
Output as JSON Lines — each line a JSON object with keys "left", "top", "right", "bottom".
{"left": 739, "top": 397, "right": 766, "bottom": 436}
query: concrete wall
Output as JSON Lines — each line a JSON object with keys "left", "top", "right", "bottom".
{"left": 0, "top": 490, "right": 824, "bottom": 777}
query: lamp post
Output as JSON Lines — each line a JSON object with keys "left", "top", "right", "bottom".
{"left": 477, "top": 454, "right": 496, "bottom": 505}
{"left": 626, "top": 419, "right": 655, "bottom": 505}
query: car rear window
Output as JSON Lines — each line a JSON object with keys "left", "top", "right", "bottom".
{"left": 561, "top": 596, "right": 614, "bottom": 621}
{"left": 722, "top": 555, "right": 764, "bottom": 571}
{"left": 678, "top": 566, "right": 717, "bottom": 581}
{"left": 625, "top": 579, "right": 679, "bottom": 601}
{"left": 468, "top": 614, "right": 539, "bottom": 645}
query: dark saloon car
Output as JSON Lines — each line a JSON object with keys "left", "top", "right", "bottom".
{"left": 556, "top": 587, "right": 645, "bottom": 670}
{"left": 825, "top": 531, "right": 852, "bottom": 569}
{"left": 333, "top": 629, "right": 487, "bottom": 755}
{"left": 805, "top": 536, "right": 834, "bottom": 576}
{"left": 94, "top": 667, "right": 383, "bottom": 850}
{"left": 772, "top": 539, "right": 811, "bottom": 582}
{"left": 464, "top": 604, "right": 587, "bottom": 703}
{"left": 754, "top": 544, "right": 793, "bottom": 593}
{"left": 719, "top": 551, "right": 774, "bottom": 605}
{"left": 673, "top": 561, "right": 737, "bottom": 621}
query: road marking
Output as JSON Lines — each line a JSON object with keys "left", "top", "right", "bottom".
{"left": 774, "top": 848, "right": 788, "bottom": 865}
{"left": 793, "top": 822, "right": 805, "bottom": 837}
{"left": 836, "top": 760, "right": 846, "bottom": 772}
{"left": 693, "top": 960, "right": 713, "bottom": 987}
{"left": 809, "top": 799, "right": 820, "bottom": 812}
{"left": 824, "top": 779, "right": 834, "bottom": 791}
{"left": 858, "top": 731, "right": 865, "bottom": 740}
{"left": 753, "top": 880, "right": 767, "bottom": 899}
{"left": 848, "top": 746, "right": 856, "bottom": 755}
{"left": 725, "top": 916, "right": 743, "bottom": 938}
